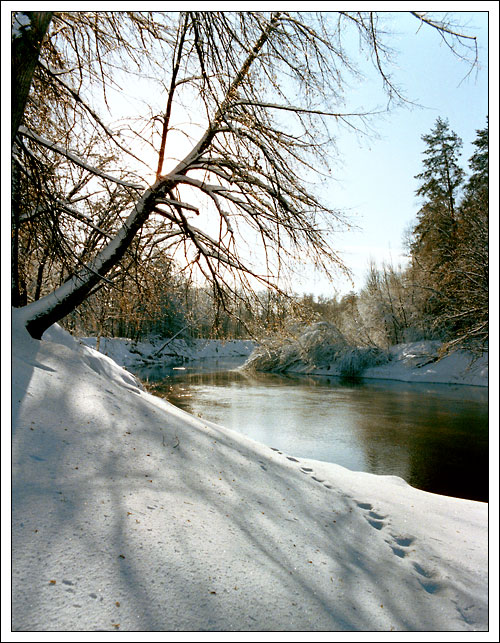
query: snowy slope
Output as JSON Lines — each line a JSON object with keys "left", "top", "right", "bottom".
{"left": 10, "top": 317, "right": 490, "bottom": 633}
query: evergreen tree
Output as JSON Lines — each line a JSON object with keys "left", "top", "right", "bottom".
{"left": 410, "top": 117, "right": 465, "bottom": 330}
{"left": 443, "top": 119, "right": 488, "bottom": 349}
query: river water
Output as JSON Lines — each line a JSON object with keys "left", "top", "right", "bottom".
{"left": 134, "top": 358, "right": 489, "bottom": 502}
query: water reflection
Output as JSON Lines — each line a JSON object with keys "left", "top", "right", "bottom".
{"left": 134, "top": 362, "right": 488, "bottom": 502}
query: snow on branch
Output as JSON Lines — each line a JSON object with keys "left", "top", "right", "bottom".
{"left": 18, "top": 126, "right": 144, "bottom": 190}
{"left": 155, "top": 196, "right": 200, "bottom": 215}
{"left": 168, "top": 173, "right": 228, "bottom": 194}
{"left": 153, "top": 203, "right": 241, "bottom": 271}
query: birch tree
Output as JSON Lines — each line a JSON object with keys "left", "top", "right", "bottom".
{"left": 11, "top": 11, "right": 479, "bottom": 339}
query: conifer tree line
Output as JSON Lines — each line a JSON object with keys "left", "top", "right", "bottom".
{"left": 408, "top": 117, "right": 488, "bottom": 351}
{"left": 286, "top": 117, "right": 489, "bottom": 354}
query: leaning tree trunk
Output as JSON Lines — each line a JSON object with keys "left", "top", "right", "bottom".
{"left": 21, "top": 183, "right": 166, "bottom": 339}
{"left": 16, "top": 12, "right": 281, "bottom": 340}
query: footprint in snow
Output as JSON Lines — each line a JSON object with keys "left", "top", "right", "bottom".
{"left": 386, "top": 534, "right": 415, "bottom": 558}
{"left": 356, "top": 501, "right": 441, "bottom": 592}
{"left": 356, "top": 502, "right": 387, "bottom": 531}
{"left": 268, "top": 449, "right": 334, "bottom": 490}
{"left": 298, "top": 466, "right": 333, "bottom": 489}
{"left": 412, "top": 562, "right": 442, "bottom": 594}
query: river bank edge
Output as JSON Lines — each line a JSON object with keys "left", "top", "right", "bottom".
{"left": 10, "top": 317, "right": 493, "bottom": 633}
{"left": 77, "top": 334, "right": 488, "bottom": 388}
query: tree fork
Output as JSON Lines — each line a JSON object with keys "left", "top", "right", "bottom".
{"left": 19, "top": 13, "right": 281, "bottom": 340}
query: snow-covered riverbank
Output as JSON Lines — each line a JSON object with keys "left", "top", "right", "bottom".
{"left": 80, "top": 335, "right": 256, "bottom": 371}
{"left": 9, "top": 314, "right": 493, "bottom": 634}
{"left": 81, "top": 331, "right": 488, "bottom": 388}
{"left": 293, "top": 341, "right": 488, "bottom": 387}
{"left": 242, "top": 324, "right": 488, "bottom": 388}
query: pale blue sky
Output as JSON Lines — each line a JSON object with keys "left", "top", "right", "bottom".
{"left": 293, "top": 10, "right": 491, "bottom": 297}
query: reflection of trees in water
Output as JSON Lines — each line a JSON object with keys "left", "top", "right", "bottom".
{"left": 404, "top": 409, "right": 488, "bottom": 502}
{"left": 141, "top": 368, "right": 488, "bottom": 501}
{"left": 350, "top": 391, "right": 488, "bottom": 501}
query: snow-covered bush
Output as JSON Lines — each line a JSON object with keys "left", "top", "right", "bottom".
{"left": 244, "top": 322, "right": 390, "bottom": 376}
{"left": 243, "top": 338, "right": 303, "bottom": 373}
{"left": 335, "top": 346, "right": 390, "bottom": 378}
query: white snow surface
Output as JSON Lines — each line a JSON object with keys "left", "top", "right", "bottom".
{"left": 10, "top": 315, "right": 491, "bottom": 634}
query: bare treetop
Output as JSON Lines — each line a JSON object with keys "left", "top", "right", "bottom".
{"left": 11, "top": 11, "right": 480, "bottom": 339}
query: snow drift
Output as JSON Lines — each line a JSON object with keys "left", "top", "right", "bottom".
{"left": 11, "top": 315, "right": 489, "bottom": 632}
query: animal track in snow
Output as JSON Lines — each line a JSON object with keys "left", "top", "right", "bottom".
{"left": 360, "top": 506, "right": 387, "bottom": 531}
{"left": 366, "top": 517, "right": 385, "bottom": 530}
{"left": 357, "top": 502, "right": 417, "bottom": 559}
{"left": 368, "top": 510, "right": 386, "bottom": 521}
{"left": 299, "top": 467, "right": 333, "bottom": 490}
{"left": 353, "top": 500, "right": 443, "bottom": 594}
{"left": 387, "top": 534, "right": 416, "bottom": 557}
{"left": 412, "top": 562, "right": 441, "bottom": 594}
{"left": 267, "top": 450, "right": 334, "bottom": 490}
{"left": 356, "top": 501, "right": 388, "bottom": 532}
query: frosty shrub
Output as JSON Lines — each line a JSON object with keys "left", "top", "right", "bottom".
{"left": 298, "top": 322, "right": 349, "bottom": 366}
{"left": 336, "top": 346, "right": 390, "bottom": 378}
{"left": 244, "top": 339, "right": 303, "bottom": 373}
{"left": 244, "top": 322, "right": 390, "bottom": 376}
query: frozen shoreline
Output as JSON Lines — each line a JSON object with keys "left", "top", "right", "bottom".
{"left": 10, "top": 317, "right": 491, "bottom": 633}
{"left": 81, "top": 334, "right": 488, "bottom": 388}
